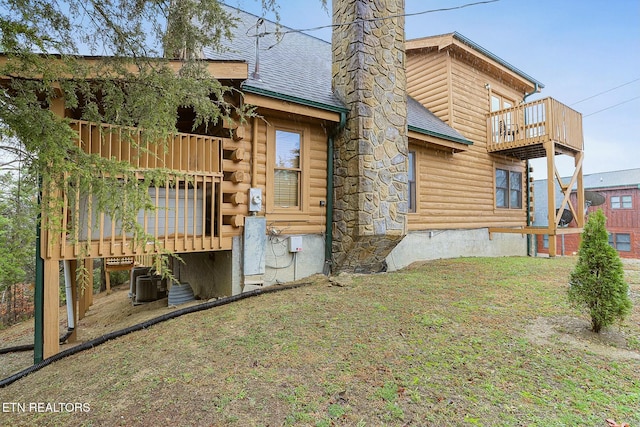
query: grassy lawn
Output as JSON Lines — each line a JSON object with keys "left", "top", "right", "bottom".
{"left": 0, "top": 256, "right": 638, "bottom": 426}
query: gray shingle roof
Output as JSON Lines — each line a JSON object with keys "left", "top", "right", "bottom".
{"left": 205, "top": 5, "right": 468, "bottom": 144}
{"left": 579, "top": 168, "right": 640, "bottom": 190}
{"left": 204, "top": 5, "right": 343, "bottom": 111}
{"left": 407, "top": 97, "right": 470, "bottom": 144}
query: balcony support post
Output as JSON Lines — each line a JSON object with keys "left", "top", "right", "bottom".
{"left": 545, "top": 140, "right": 557, "bottom": 257}
{"left": 574, "top": 151, "right": 585, "bottom": 229}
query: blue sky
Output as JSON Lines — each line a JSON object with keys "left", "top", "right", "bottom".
{"left": 232, "top": 0, "right": 640, "bottom": 179}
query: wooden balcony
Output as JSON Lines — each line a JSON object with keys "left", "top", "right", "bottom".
{"left": 70, "top": 120, "right": 222, "bottom": 174}
{"left": 44, "top": 121, "right": 233, "bottom": 260}
{"left": 486, "top": 97, "right": 583, "bottom": 160}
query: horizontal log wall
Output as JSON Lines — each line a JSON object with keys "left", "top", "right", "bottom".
{"left": 220, "top": 122, "right": 251, "bottom": 237}
{"left": 406, "top": 49, "right": 450, "bottom": 123}
{"left": 406, "top": 48, "right": 528, "bottom": 230}
{"left": 253, "top": 112, "right": 329, "bottom": 235}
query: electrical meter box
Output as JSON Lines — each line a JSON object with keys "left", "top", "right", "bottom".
{"left": 249, "top": 188, "right": 263, "bottom": 212}
{"left": 288, "top": 236, "right": 303, "bottom": 252}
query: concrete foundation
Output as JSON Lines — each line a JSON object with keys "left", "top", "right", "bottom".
{"left": 174, "top": 238, "right": 242, "bottom": 299}
{"left": 174, "top": 235, "right": 323, "bottom": 296}
{"left": 262, "top": 234, "right": 325, "bottom": 286}
{"left": 385, "top": 228, "right": 528, "bottom": 271}
{"left": 174, "top": 230, "right": 526, "bottom": 295}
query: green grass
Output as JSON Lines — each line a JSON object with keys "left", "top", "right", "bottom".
{"left": 0, "top": 256, "right": 638, "bottom": 426}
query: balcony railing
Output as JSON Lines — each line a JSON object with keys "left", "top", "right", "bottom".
{"left": 44, "top": 121, "right": 230, "bottom": 260}
{"left": 70, "top": 120, "right": 222, "bottom": 174}
{"left": 486, "top": 97, "right": 583, "bottom": 159}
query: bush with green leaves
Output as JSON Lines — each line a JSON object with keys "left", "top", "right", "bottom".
{"left": 0, "top": 172, "right": 37, "bottom": 292}
{"left": 568, "top": 209, "right": 632, "bottom": 332}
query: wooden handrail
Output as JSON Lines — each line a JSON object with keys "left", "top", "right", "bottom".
{"left": 48, "top": 172, "right": 226, "bottom": 260}
{"left": 70, "top": 120, "right": 223, "bottom": 174}
{"left": 486, "top": 97, "right": 583, "bottom": 154}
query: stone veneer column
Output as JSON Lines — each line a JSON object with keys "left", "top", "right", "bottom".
{"left": 331, "top": 0, "right": 408, "bottom": 273}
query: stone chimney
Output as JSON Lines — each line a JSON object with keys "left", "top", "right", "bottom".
{"left": 331, "top": 0, "right": 408, "bottom": 273}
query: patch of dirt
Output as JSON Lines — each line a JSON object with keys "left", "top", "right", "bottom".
{"left": 526, "top": 316, "right": 640, "bottom": 361}
{"left": 0, "top": 282, "right": 205, "bottom": 378}
{"left": 526, "top": 258, "right": 640, "bottom": 362}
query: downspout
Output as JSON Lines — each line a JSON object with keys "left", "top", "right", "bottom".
{"left": 34, "top": 178, "right": 44, "bottom": 364}
{"left": 324, "top": 112, "right": 347, "bottom": 275}
{"left": 523, "top": 82, "right": 539, "bottom": 103}
{"left": 63, "top": 261, "right": 75, "bottom": 331}
{"left": 251, "top": 116, "right": 258, "bottom": 187}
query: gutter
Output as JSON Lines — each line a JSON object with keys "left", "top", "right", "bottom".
{"left": 242, "top": 84, "right": 348, "bottom": 115}
{"left": 452, "top": 32, "right": 545, "bottom": 91}
{"left": 523, "top": 82, "right": 540, "bottom": 103}
{"left": 408, "top": 125, "right": 473, "bottom": 146}
{"left": 324, "top": 111, "right": 347, "bottom": 275}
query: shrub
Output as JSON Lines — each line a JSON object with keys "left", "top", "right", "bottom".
{"left": 568, "top": 209, "right": 632, "bottom": 332}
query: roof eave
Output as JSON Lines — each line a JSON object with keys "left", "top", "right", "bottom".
{"left": 406, "top": 32, "right": 544, "bottom": 91}
{"left": 451, "top": 32, "right": 544, "bottom": 90}
{"left": 408, "top": 125, "right": 473, "bottom": 147}
{"left": 242, "top": 84, "right": 348, "bottom": 115}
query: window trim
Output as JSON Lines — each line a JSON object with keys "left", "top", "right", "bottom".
{"left": 611, "top": 195, "right": 632, "bottom": 209}
{"left": 490, "top": 91, "right": 518, "bottom": 143}
{"left": 266, "top": 120, "right": 311, "bottom": 216}
{"left": 609, "top": 232, "right": 632, "bottom": 252}
{"left": 408, "top": 150, "right": 417, "bottom": 213}
{"left": 494, "top": 165, "right": 523, "bottom": 210}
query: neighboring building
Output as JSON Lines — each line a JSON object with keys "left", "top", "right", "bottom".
{"left": 534, "top": 168, "right": 640, "bottom": 258}
{"left": 7, "top": 0, "right": 584, "bottom": 357}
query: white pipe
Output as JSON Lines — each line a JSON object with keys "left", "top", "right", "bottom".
{"left": 63, "top": 260, "right": 75, "bottom": 330}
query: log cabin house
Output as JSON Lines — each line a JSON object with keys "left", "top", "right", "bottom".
{"left": 10, "top": 0, "right": 584, "bottom": 357}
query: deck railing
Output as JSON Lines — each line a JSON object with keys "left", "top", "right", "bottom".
{"left": 486, "top": 97, "right": 583, "bottom": 154}
{"left": 45, "top": 121, "right": 228, "bottom": 260}
{"left": 70, "top": 120, "right": 222, "bottom": 174}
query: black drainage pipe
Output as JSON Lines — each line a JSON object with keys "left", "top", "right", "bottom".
{"left": 0, "top": 329, "right": 75, "bottom": 355}
{"left": 0, "top": 282, "right": 310, "bottom": 388}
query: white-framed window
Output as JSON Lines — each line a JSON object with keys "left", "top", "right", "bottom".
{"left": 274, "top": 130, "right": 302, "bottom": 208}
{"left": 609, "top": 233, "right": 631, "bottom": 252}
{"left": 611, "top": 195, "right": 632, "bottom": 209}
{"left": 496, "top": 168, "right": 522, "bottom": 209}
{"left": 490, "top": 93, "right": 518, "bottom": 142}
{"left": 267, "top": 121, "right": 310, "bottom": 214}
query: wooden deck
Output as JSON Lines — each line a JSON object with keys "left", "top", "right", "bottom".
{"left": 486, "top": 97, "right": 583, "bottom": 160}
{"left": 44, "top": 121, "right": 233, "bottom": 261}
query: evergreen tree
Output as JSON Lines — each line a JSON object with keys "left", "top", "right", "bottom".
{"left": 568, "top": 209, "right": 632, "bottom": 333}
{"left": 0, "top": 172, "right": 37, "bottom": 291}
{"left": 0, "top": 0, "right": 287, "bottom": 247}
